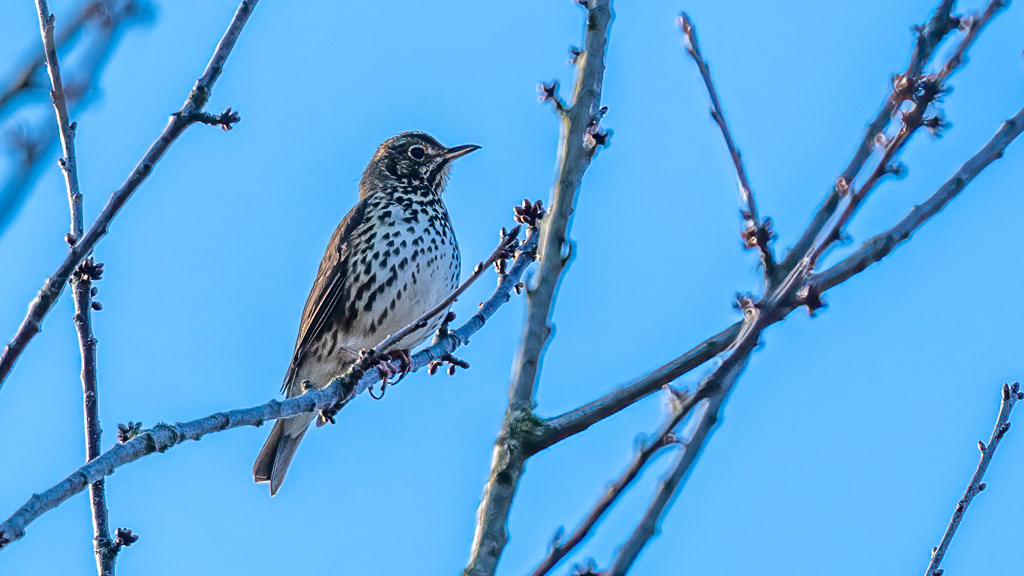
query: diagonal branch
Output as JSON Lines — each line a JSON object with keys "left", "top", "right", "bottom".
{"left": 812, "top": 106, "right": 1024, "bottom": 294}
{"left": 775, "top": 0, "right": 959, "bottom": 279}
{"left": 0, "top": 0, "right": 152, "bottom": 235}
{"left": 527, "top": 1, "right": 1013, "bottom": 455}
{"left": 677, "top": 13, "right": 774, "bottom": 277}
{"left": 0, "top": 0, "right": 255, "bottom": 393}
{"left": 0, "top": 222, "right": 540, "bottom": 551}
{"left": 0, "top": 0, "right": 103, "bottom": 117}
{"left": 463, "top": 2, "right": 612, "bottom": 575}
{"left": 924, "top": 382, "right": 1021, "bottom": 576}
{"left": 526, "top": 386, "right": 695, "bottom": 576}
{"left": 531, "top": 103, "right": 1024, "bottom": 457}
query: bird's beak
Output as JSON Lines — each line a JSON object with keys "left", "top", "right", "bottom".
{"left": 444, "top": 144, "right": 481, "bottom": 160}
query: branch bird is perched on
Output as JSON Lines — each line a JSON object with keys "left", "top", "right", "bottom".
{"left": 253, "top": 132, "right": 479, "bottom": 495}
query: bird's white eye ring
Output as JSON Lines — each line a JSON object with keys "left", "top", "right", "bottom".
{"left": 409, "top": 146, "right": 425, "bottom": 160}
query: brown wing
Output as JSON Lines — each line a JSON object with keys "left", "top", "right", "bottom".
{"left": 282, "top": 196, "right": 371, "bottom": 393}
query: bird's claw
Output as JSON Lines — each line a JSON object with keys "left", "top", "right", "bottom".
{"left": 368, "top": 349, "right": 412, "bottom": 399}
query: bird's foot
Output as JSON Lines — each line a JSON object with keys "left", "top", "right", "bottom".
{"left": 435, "top": 311, "right": 457, "bottom": 340}
{"left": 319, "top": 403, "right": 339, "bottom": 425}
{"left": 427, "top": 353, "right": 470, "bottom": 376}
{"left": 368, "top": 348, "right": 412, "bottom": 400}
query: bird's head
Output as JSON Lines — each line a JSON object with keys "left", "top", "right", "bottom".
{"left": 360, "top": 132, "right": 480, "bottom": 197}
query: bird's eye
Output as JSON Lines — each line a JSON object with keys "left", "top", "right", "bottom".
{"left": 409, "top": 146, "right": 425, "bottom": 160}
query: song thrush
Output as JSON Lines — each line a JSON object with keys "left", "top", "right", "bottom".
{"left": 253, "top": 132, "right": 479, "bottom": 495}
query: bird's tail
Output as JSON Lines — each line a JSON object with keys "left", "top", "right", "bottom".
{"left": 253, "top": 412, "right": 315, "bottom": 495}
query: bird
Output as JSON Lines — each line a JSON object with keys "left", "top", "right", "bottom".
{"left": 253, "top": 132, "right": 479, "bottom": 495}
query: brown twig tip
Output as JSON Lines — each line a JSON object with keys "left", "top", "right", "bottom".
{"left": 189, "top": 107, "right": 241, "bottom": 130}
{"left": 539, "top": 81, "right": 558, "bottom": 101}
{"left": 572, "top": 560, "right": 603, "bottom": 576}
{"left": 112, "top": 527, "right": 138, "bottom": 552}
{"left": 513, "top": 199, "right": 545, "bottom": 227}
{"left": 116, "top": 421, "right": 142, "bottom": 443}
{"left": 73, "top": 257, "right": 104, "bottom": 281}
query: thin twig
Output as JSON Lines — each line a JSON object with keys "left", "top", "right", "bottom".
{"left": 72, "top": 268, "right": 120, "bottom": 574}
{"left": 0, "top": 0, "right": 151, "bottom": 234}
{"left": 463, "top": 2, "right": 612, "bottom": 575}
{"left": 527, "top": 388, "right": 697, "bottom": 576}
{"left": 0, "top": 0, "right": 255, "bottom": 392}
{"left": 677, "top": 13, "right": 774, "bottom": 277}
{"left": 373, "top": 225, "right": 522, "bottom": 356}
{"left": 803, "top": 0, "right": 1006, "bottom": 273}
{"left": 812, "top": 106, "right": 1024, "bottom": 294}
{"left": 0, "top": 224, "right": 540, "bottom": 550}
{"left": 34, "top": 2, "right": 120, "bottom": 573}
{"left": 531, "top": 103, "right": 1024, "bottom": 456}
{"left": 35, "top": 0, "right": 84, "bottom": 244}
{"left": 924, "top": 382, "right": 1021, "bottom": 576}
{"left": 0, "top": 0, "right": 104, "bottom": 117}
{"left": 776, "top": 0, "right": 958, "bottom": 279}
{"left": 607, "top": 311, "right": 764, "bottom": 576}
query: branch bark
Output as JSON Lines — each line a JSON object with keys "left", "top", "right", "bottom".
{"left": 924, "top": 382, "right": 1021, "bottom": 576}
{"left": 0, "top": 0, "right": 254, "bottom": 392}
{"left": 677, "top": 12, "right": 774, "bottom": 276}
{"left": 521, "top": 5, "right": 1019, "bottom": 570}
{"left": 463, "top": 2, "right": 612, "bottom": 575}
{"left": 0, "top": 223, "right": 539, "bottom": 550}
{"left": 0, "top": 0, "right": 152, "bottom": 234}
{"left": 775, "top": 0, "right": 958, "bottom": 279}
{"left": 34, "top": 2, "right": 121, "bottom": 573}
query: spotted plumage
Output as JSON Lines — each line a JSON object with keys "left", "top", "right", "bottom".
{"left": 253, "top": 132, "right": 478, "bottom": 495}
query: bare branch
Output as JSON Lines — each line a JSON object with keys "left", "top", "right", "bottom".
{"left": 526, "top": 387, "right": 696, "bottom": 576}
{"left": 35, "top": 0, "right": 84, "bottom": 240}
{"left": 0, "top": 0, "right": 257, "bottom": 392}
{"left": 0, "top": 223, "right": 539, "bottom": 550}
{"left": 528, "top": 322, "right": 738, "bottom": 453}
{"left": 71, "top": 262, "right": 123, "bottom": 575}
{"left": 535, "top": 103, "right": 1024, "bottom": 455}
{"left": 677, "top": 13, "right": 774, "bottom": 276}
{"left": 0, "top": 0, "right": 103, "bottom": 117}
{"left": 0, "top": 0, "right": 152, "bottom": 234}
{"left": 463, "top": 2, "right": 612, "bottom": 574}
{"left": 813, "top": 106, "right": 1024, "bottom": 293}
{"left": 776, "top": 0, "right": 959, "bottom": 278}
{"left": 608, "top": 312, "right": 764, "bottom": 575}
{"left": 924, "top": 382, "right": 1021, "bottom": 576}
{"left": 803, "top": 0, "right": 1007, "bottom": 272}
{"left": 34, "top": 2, "right": 124, "bottom": 572}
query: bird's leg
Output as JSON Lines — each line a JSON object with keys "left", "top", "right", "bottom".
{"left": 367, "top": 349, "right": 412, "bottom": 399}
{"left": 384, "top": 348, "right": 413, "bottom": 385}
{"left": 435, "top": 311, "right": 457, "bottom": 340}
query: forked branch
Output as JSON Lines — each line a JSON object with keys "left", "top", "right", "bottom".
{"left": 0, "top": 0, "right": 255, "bottom": 392}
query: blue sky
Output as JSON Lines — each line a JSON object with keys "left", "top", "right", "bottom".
{"left": 1, "top": 0, "right": 1022, "bottom": 574}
